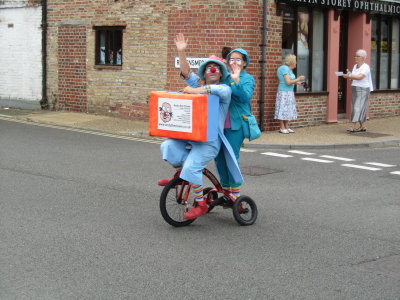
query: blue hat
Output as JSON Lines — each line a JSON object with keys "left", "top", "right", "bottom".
{"left": 227, "top": 48, "right": 250, "bottom": 68}
{"left": 198, "top": 55, "right": 229, "bottom": 81}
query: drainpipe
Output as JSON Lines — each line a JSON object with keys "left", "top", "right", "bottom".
{"left": 259, "top": 0, "right": 268, "bottom": 131}
{"left": 40, "top": 0, "right": 48, "bottom": 109}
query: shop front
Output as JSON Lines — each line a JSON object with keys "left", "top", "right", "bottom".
{"left": 275, "top": 0, "right": 400, "bottom": 124}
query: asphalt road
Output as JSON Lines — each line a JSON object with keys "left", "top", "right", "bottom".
{"left": 1, "top": 119, "right": 399, "bottom": 300}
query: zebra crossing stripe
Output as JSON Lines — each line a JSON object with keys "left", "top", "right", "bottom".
{"left": 341, "top": 164, "right": 382, "bottom": 171}
{"left": 261, "top": 152, "right": 293, "bottom": 158}
{"left": 319, "top": 155, "right": 354, "bottom": 161}
{"left": 302, "top": 157, "right": 334, "bottom": 163}
{"left": 364, "top": 162, "right": 397, "bottom": 168}
{"left": 240, "top": 148, "right": 256, "bottom": 153}
{"left": 288, "top": 150, "right": 315, "bottom": 155}
{"left": 390, "top": 171, "right": 400, "bottom": 175}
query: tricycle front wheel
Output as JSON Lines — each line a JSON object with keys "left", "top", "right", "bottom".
{"left": 232, "top": 195, "right": 258, "bottom": 226}
{"left": 159, "top": 177, "right": 195, "bottom": 227}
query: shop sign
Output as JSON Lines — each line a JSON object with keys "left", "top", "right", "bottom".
{"left": 174, "top": 57, "right": 208, "bottom": 69}
{"left": 276, "top": 0, "right": 400, "bottom": 15}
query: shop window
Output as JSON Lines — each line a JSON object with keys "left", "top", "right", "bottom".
{"left": 93, "top": 26, "right": 124, "bottom": 67}
{"left": 311, "top": 10, "right": 324, "bottom": 91}
{"left": 371, "top": 20, "right": 378, "bottom": 89}
{"left": 371, "top": 17, "right": 400, "bottom": 90}
{"left": 296, "top": 8, "right": 309, "bottom": 89}
{"left": 391, "top": 20, "right": 399, "bottom": 89}
{"left": 282, "top": 6, "right": 326, "bottom": 92}
{"left": 380, "top": 19, "right": 389, "bottom": 89}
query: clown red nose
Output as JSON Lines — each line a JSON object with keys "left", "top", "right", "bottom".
{"left": 210, "top": 67, "right": 217, "bottom": 73}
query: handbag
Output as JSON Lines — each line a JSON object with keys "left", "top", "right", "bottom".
{"left": 242, "top": 114, "right": 261, "bottom": 141}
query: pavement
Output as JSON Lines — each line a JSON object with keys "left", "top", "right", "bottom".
{"left": 1, "top": 106, "right": 400, "bottom": 149}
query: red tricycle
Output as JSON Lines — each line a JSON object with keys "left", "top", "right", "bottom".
{"left": 159, "top": 168, "right": 258, "bottom": 227}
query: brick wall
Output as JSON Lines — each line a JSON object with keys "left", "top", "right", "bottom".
{"left": 47, "top": 0, "right": 265, "bottom": 122}
{"left": 165, "top": 0, "right": 263, "bottom": 120}
{"left": 57, "top": 25, "right": 87, "bottom": 111}
{"left": 47, "top": 0, "right": 172, "bottom": 119}
{"left": 295, "top": 93, "right": 328, "bottom": 127}
{"left": 369, "top": 92, "right": 400, "bottom": 118}
{"left": 262, "top": 0, "right": 285, "bottom": 130}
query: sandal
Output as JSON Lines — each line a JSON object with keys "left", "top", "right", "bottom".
{"left": 347, "top": 127, "right": 356, "bottom": 132}
{"left": 354, "top": 127, "right": 367, "bottom": 132}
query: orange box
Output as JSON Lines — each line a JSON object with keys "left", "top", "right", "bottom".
{"left": 149, "top": 91, "right": 219, "bottom": 142}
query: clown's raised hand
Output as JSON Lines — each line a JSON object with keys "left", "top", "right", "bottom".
{"left": 174, "top": 33, "right": 190, "bottom": 78}
{"left": 174, "top": 33, "right": 188, "bottom": 52}
{"left": 230, "top": 64, "right": 241, "bottom": 83}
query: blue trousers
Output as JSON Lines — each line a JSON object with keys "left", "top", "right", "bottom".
{"left": 161, "top": 138, "right": 221, "bottom": 185}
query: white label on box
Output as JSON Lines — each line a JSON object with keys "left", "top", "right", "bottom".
{"left": 157, "top": 97, "right": 193, "bottom": 133}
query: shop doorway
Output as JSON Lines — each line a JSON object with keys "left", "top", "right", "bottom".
{"left": 338, "top": 11, "right": 349, "bottom": 115}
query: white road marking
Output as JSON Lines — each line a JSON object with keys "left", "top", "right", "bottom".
{"left": 319, "top": 155, "right": 354, "bottom": 161}
{"left": 341, "top": 164, "right": 382, "bottom": 171}
{"left": 301, "top": 157, "right": 334, "bottom": 163}
{"left": 240, "top": 148, "right": 257, "bottom": 153}
{"left": 261, "top": 152, "right": 293, "bottom": 158}
{"left": 288, "top": 150, "right": 315, "bottom": 155}
{"left": 364, "top": 162, "right": 397, "bottom": 168}
{"left": 390, "top": 171, "right": 400, "bottom": 175}
{"left": 1, "top": 116, "right": 162, "bottom": 144}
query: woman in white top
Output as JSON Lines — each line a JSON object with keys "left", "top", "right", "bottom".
{"left": 343, "top": 49, "right": 373, "bottom": 132}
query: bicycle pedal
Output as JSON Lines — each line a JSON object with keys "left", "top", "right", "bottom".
{"left": 222, "top": 201, "right": 233, "bottom": 209}
{"left": 210, "top": 196, "right": 225, "bottom": 207}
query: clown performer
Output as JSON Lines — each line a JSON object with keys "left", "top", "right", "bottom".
{"left": 158, "top": 33, "right": 242, "bottom": 220}
{"left": 214, "top": 47, "right": 255, "bottom": 204}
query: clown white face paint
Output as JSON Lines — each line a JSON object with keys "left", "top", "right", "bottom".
{"left": 228, "top": 51, "right": 246, "bottom": 71}
{"left": 205, "top": 65, "right": 221, "bottom": 73}
{"left": 204, "top": 63, "right": 222, "bottom": 84}
{"left": 229, "top": 58, "right": 243, "bottom": 66}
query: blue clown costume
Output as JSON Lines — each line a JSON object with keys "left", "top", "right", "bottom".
{"left": 160, "top": 57, "right": 243, "bottom": 188}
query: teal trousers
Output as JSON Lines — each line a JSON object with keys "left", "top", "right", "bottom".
{"left": 215, "top": 128, "right": 244, "bottom": 187}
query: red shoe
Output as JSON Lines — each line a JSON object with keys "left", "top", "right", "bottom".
{"left": 157, "top": 176, "right": 175, "bottom": 186}
{"left": 184, "top": 201, "right": 208, "bottom": 220}
{"left": 158, "top": 171, "right": 180, "bottom": 186}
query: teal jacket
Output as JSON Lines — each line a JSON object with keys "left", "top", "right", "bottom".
{"left": 224, "top": 70, "right": 255, "bottom": 131}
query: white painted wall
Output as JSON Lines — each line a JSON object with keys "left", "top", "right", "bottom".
{"left": 0, "top": 6, "right": 42, "bottom": 109}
